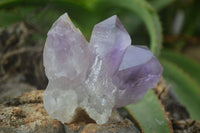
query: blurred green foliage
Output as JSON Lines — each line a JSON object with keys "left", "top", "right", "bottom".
{"left": 0, "top": 0, "right": 200, "bottom": 132}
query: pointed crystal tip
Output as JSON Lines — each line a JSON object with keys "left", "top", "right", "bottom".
{"left": 95, "top": 15, "right": 126, "bottom": 31}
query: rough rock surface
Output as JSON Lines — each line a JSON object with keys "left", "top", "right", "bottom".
{"left": 0, "top": 90, "right": 65, "bottom": 133}
{"left": 0, "top": 90, "right": 140, "bottom": 133}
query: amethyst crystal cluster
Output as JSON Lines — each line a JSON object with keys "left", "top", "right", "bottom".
{"left": 43, "top": 13, "right": 163, "bottom": 124}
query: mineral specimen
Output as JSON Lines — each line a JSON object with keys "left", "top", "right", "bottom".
{"left": 43, "top": 13, "right": 163, "bottom": 125}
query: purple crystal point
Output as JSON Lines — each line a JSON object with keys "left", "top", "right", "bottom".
{"left": 43, "top": 13, "right": 89, "bottom": 81}
{"left": 43, "top": 13, "right": 163, "bottom": 125}
{"left": 113, "top": 46, "right": 163, "bottom": 107}
{"left": 90, "top": 15, "right": 131, "bottom": 75}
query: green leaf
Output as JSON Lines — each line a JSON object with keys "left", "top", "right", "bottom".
{"left": 0, "top": 0, "right": 47, "bottom": 8}
{"left": 125, "top": 90, "right": 172, "bottom": 133}
{"left": 149, "top": 0, "right": 175, "bottom": 11}
{"left": 97, "top": 0, "right": 162, "bottom": 56}
{"left": 161, "top": 50, "right": 200, "bottom": 85}
{"left": 160, "top": 58, "right": 200, "bottom": 121}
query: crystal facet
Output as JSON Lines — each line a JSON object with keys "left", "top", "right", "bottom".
{"left": 113, "top": 46, "right": 163, "bottom": 107}
{"left": 90, "top": 15, "right": 131, "bottom": 75}
{"left": 43, "top": 13, "right": 163, "bottom": 125}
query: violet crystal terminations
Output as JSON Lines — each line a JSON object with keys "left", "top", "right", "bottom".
{"left": 43, "top": 13, "right": 163, "bottom": 125}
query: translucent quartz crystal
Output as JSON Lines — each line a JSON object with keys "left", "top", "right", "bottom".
{"left": 113, "top": 46, "right": 163, "bottom": 107}
{"left": 90, "top": 15, "right": 131, "bottom": 75}
{"left": 43, "top": 13, "right": 163, "bottom": 125}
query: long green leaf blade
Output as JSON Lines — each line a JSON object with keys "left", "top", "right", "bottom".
{"left": 161, "top": 50, "right": 200, "bottom": 85}
{"left": 125, "top": 90, "right": 172, "bottom": 133}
